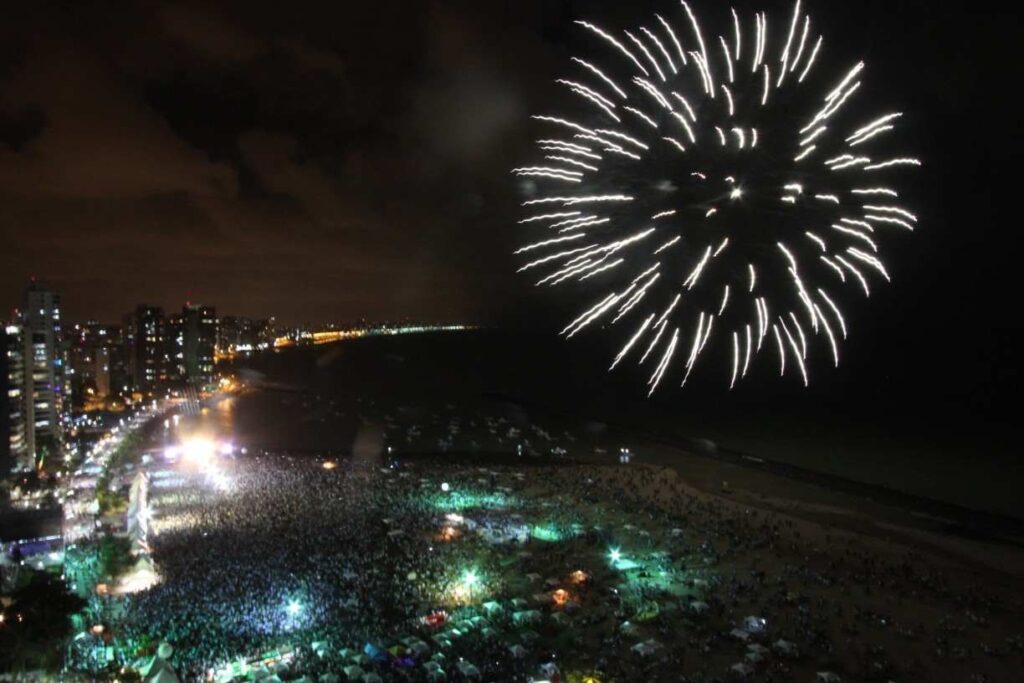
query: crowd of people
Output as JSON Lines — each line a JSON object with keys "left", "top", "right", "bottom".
{"left": 110, "top": 447, "right": 1024, "bottom": 682}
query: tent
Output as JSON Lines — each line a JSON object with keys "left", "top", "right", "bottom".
{"left": 773, "top": 639, "right": 799, "bottom": 658}
{"left": 743, "top": 616, "right": 767, "bottom": 634}
{"left": 363, "top": 643, "right": 388, "bottom": 662}
{"left": 363, "top": 674, "right": 383, "bottom": 683}
{"left": 729, "top": 628, "right": 751, "bottom": 642}
{"left": 519, "top": 629, "right": 540, "bottom": 644}
{"left": 456, "top": 661, "right": 481, "bottom": 679}
{"left": 538, "top": 662, "right": 560, "bottom": 679}
{"left": 689, "top": 601, "right": 709, "bottom": 614}
{"left": 512, "top": 610, "right": 542, "bottom": 626}
{"left": 630, "top": 639, "right": 662, "bottom": 658}
{"left": 730, "top": 663, "right": 754, "bottom": 679}
{"left": 342, "top": 665, "right": 364, "bottom": 680}
{"left": 508, "top": 644, "right": 527, "bottom": 659}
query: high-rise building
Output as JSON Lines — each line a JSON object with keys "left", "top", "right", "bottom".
{"left": 20, "top": 282, "right": 67, "bottom": 469}
{"left": 126, "top": 306, "right": 165, "bottom": 392}
{"left": 2, "top": 322, "right": 29, "bottom": 473}
{"left": 217, "top": 315, "right": 271, "bottom": 356}
{"left": 70, "top": 321, "right": 126, "bottom": 405}
{"left": 182, "top": 304, "right": 216, "bottom": 385}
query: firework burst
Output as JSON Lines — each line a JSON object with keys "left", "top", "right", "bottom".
{"left": 514, "top": 1, "right": 919, "bottom": 394}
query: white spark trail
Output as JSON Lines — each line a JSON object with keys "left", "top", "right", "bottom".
{"left": 780, "top": 318, "right": 809, "bottom": 385}
{"left": 797, "top": 35, "right": 822, "bottom": 82}
{"left": 641, "top": 26, "right": 677, "bottom": 74}
{"left": 814, "top": 303, "right": 839, "bottom": 366}
{"left": 846, "top": 113, "right": 903, "bottom": 141}
{"left": 611, "top": 315, "right": 655, "bottom": 370}
{"left": 863, "top": 158, "right": 922, "bottom": 170}
{"left": 515, "top": 233, "right": 586, "bottom": 254}
{"left": 732, "top": 7, "right": 742, "bottom": 61}
{"left": 851, "top": 187, "right": 898, "bottom": 197}
{"left": 681, "top": 1, "right": 715, "bottom": 94}
{"left": 639, "top": 321, "right": 669, "bottom": 364}
{"left": 818, "top": 289, "right": 848, "bottom": 338}
{"left": 730, "top": 332, "right": 740, "bottom": 389}
{"left": 625, "top": 30, "right": 667, "bottom": 82}
{"left": 625, "top": 106, "right": 658, "bottom": 128}
{"left": 519, "top": 212, "right": 580, "bottom": 224}
{"left": 575, "top": 21, "right": 650, "bottom": 76}
{"left": 570, "top": 57, "right": 628, "bottom": 99}
{"left": 656, "top": 14, "right": 688, "bottom": 66}
{"left": 819, "top": 255, "right": 846, "bottom": 282}
{"left": 790, "top": 16, "right": 811, "bottom": 73}
{"left": 654, "top": 236, "right": 682, "bottom": 254}
{"left": 648, "top": 328, "right": 680, "bottom": 395}
{"left": 743, "top": 324, "right": 753, "bottom": 377}
{"left": 835, "top": 254, "right": 871, "bottom": 296}
{"left": 772, "top": 324, "right": 786, "bottom": 376}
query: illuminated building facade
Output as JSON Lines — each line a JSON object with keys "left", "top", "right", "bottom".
{"left": 182, "top": 304, "right": 216, "bottom": 385}
{"left": 127, "top": 305, "right": 166, "bottom": 392}
{"left": 1, "top": 323, "right": 29, "bottom": 472}
{"left": 70, "top": 321, "right": 127, "bottom": 404}
{"left": 19, "top": 282, "right": 68, "bottom": 469}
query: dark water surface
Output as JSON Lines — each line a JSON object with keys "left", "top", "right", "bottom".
{"left": 212, "top": 330, "right": 1019, "bottom": 519}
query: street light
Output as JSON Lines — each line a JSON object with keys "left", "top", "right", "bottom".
{"left": 609, "top": 548, "right": 622, "bottom": 565}
{"left": 287, "top": 600, "right": 302, "bottom": 617}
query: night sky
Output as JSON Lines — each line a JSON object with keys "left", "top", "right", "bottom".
{"left": 0, "top": 1, "right": 1019, "bottom": 415}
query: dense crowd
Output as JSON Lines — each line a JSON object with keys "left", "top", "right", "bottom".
{"left": 116, "top": 453, "right": 1024, "bottom": 682}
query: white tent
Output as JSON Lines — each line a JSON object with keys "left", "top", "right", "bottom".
{"left": 456, "top": 661, "right": 480, "bottom": 678}
{"left": 630, "top": 639, "right": 662, "bottom": 658}
{"left": 730, "top": 663, "right": 754, "bottom": 679}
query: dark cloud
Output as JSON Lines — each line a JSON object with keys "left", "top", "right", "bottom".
{"left": 0, "top": 0, "right": 550, "bottom": 324}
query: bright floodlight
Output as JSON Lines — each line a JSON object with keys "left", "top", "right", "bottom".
{"left": 609, "top": 548, "right": 622, "bottom": 563}
{"left": 463, "top": 570, "right": 479, "bottom": 587}
{"left": 441, "top": 482, "right": 450, "bottom": 492}
{"left": 287, "top": 600, "right": 301, "bottom": 616}
{"left": 181, "top": 437, "right": 217, "bottom": 466}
